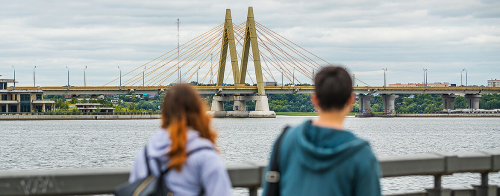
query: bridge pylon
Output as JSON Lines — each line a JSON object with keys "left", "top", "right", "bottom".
{"left": 209, "top": 7, "right": 275, "bottom": 118}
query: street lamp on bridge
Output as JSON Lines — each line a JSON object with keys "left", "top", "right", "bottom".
{"left": 462, "top": 68, "right": 467, "bottom": 87}
{"left": 423, "top": 68, "right": 427, "bottom": 86}
{"left": 281, "top": 67, "right": 284, "bottom": 88}
{"left": 210, "top": 53, "right": 213, "bottom": 85}
{"left": 65, "top": 66, "right": 69, "bottom": 90}
{"left": 84, "top": 66, "right": 87, "bottom": 87}
{"left": 382, "top": 68, "right": 387, "bottom": 87}
{"left": 33, "top": 66, "right": 36, "bottom": 87}
{"left": 12, "top": 65, "right": 15, "bottom": 90}
{"left": 143, "top": 66, "right": 146, "bottom": 87}
{"left": 118, "top": 66, "right": 122, "bottom": 90}
{"left": 197, "top": 66, "right": 200, "bottom": 86}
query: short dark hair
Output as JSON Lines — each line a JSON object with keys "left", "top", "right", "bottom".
{"left": 314, "top": 66, "right": 353, "bottom": 111}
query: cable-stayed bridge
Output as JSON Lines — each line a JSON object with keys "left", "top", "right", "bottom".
{"left": 8, "top": 7, "right": 500, "bottom": 117}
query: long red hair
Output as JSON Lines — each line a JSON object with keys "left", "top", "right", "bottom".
{"left": 161, "top": 84, "right": 217, "bottom": 171}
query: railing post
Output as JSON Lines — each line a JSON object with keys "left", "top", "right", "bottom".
{"left": 473, "top": 172, "right": 494, "bottom": 196}
{"left": 426, "top": 175, "right": 451, "bottom": 196}
{"left": 248, "top": 186, "right": 258, "bottom": 196}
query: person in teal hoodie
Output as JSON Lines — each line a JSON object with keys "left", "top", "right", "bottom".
{"left": 262, "top": 66, "right": 382, "bottom": 196}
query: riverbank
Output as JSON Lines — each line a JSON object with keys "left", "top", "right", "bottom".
{"left": 276, "top": 112, "right": 379, "bottom": 116}
{"left": 388, "top": 113, "right": 500, "bottom": 117}
{"left": 0, "top": 114, "right": 160, "bottom": 120}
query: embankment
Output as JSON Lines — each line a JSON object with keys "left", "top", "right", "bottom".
{"left": 0, "top": 114, "right": 160, "bottom": 120}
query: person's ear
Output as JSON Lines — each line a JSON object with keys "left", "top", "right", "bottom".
{"left": 350, "top": 93, "right": 356, "bottom": 105}
{"left": 311, "top": 94, "right": 320, "bottom": 109}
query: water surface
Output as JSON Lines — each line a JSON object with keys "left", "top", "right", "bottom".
{"left": 1, "top": 117, "right": 499, "bottom": 194}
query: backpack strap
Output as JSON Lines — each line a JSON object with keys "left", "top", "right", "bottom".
{"left": 143, "top": 146, "right": 151, "bottom": 176}
{"left": 155, "top": 147, "right": 213, "bottom": 196}
{"left": 265, "top": 126, "right": 290, "bottom": 196}
{"left": 158, "top": 146, "right": 214, "bottom": 175}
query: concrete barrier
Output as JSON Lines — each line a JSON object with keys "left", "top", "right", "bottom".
{"left": 0, "top": 151, "right": 499, "bottom": 196}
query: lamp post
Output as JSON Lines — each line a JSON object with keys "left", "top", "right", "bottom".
{"left": 143, "top": 66, "right": 146, "bottom": 87}
{"left": 33, "top": 66, "right": 36, "bottom": 87}
{"left": 312, "top": 68, "right": 315, "bottom": 84}
{"left": 65, "top": 66, "right": 69, "bottom": 90}
{"left": 462, "top": 68, "right": 467, "bottom": 87}
{"left": 292, "top": 67, "right": 295, "bottom": 87}
{"left": 210, "top": 53, "right": 213, "bottom": 85}
{"left": 12, "top": 65, "right": 15, "bottom": 89}
{"left": 423, "top": 68, "right": 427, "bottom": 86}
{"left": 281, "top": 67, "right": 284, "bottom": 88}
{"left": 84, "top": 66, "right": 87, "bottom": 86}
{"left": 118, "top": 66, "right": 121, "bottom": 90}
{"left": 382, "top": 68, "right": 387, "bottom": 87}
{"left": 196, "top": 66, "right": 199, "bottom": 86}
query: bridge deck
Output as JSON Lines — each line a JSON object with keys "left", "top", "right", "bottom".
{"left": 6, "top": 86, "right": 500, "bottom": 95}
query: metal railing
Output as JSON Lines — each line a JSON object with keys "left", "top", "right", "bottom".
{"left": 0, "top": 151, "right": 498, "bottom": 196}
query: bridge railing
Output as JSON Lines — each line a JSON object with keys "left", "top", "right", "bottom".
{"left": 0, "top": 151, "right": 499, "bottom": 196}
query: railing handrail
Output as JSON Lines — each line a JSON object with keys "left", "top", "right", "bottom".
{"left": 0, "top": 151, "right": 499, "bottom": 196}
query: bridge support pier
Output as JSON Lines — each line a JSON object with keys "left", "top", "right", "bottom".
{"left": 441, "top": 94, "right": 457, "bottom": 110}
{"left": 208, "top": 95, "right": 276, "bottom": 118}
{"left": 381, "top": 94, "right": 395, "bottom": 113}
{"left": 211, "top": 95, "right": 225, "bottom": 112}
{"left": 358, "top": 94, "right": 371, "bottom": 113}
{"left": 464, "top": 94, "right": 481, "bottom": 110}
{"left": 233, "top": 96, "right": 247, "bottom": 112}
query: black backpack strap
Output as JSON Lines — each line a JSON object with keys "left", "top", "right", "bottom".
{"left": 265, "top": 126, "right": 290, "bottom": 196}
{"left": 158, "top": 146, "right": 214, "bottom": 176}
{"left": 143, "top": 146, "right": 151, "bottom": 176}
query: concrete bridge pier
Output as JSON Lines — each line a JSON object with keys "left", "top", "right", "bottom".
{"left": 208, "top": 95, "right": 275, "bottom": 118}
{"left": 233, "top": 97, "right": 247, "bottom": 111}
{"left": 381, "top": 94, "right": 395, "bottom": 113}
{"left": 464, "top": 94, "right": 481, "bottom": 110}
{"left": 358, "top": 94, "right": 371, "bottom": 113}
{"left": 211, "top": 95, "right": 225, "bottom": 112}
{"left": 441, "top": 94, "right": 457, "bottom": 110}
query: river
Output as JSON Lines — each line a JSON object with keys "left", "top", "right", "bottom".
{"left": 1, "top": 116, "right": 499, "bottom": 195}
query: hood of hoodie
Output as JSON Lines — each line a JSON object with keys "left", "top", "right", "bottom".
{"left": 292, "top": 121, "right": 369, "bottom": 172}
{"left": 146, "top": 129, "right": 215, "bottom": 163}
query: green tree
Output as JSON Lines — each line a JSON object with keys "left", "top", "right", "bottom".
{"left": 71, "top": 97, "right": 78, "bottom": 104}
{"left": 128, "top": 103, "right": 136, "bottom": 111}
{"left": 371, "top": 104, "right": 382, "bottom": 112}
{"left": 455, "top": 96, "right": 467, "bottom": 109}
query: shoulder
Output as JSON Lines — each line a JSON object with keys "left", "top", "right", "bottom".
{"left": 350, "top": 138, "right": 378, "bottom": 165}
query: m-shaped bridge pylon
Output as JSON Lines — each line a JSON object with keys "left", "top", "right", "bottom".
{"left": 209, "top": 7, "right": 275, "bottom": 118}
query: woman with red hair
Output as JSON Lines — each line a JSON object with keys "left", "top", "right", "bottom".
{"left": 129, "top": 84, "right": 232, "bottom": 196}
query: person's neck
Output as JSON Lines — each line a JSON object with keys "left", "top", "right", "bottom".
{"left": 312, "top": 110, "right": 346, "bottom": 130}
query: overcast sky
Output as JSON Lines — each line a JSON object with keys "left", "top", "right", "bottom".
{"left": 0, "top": 0, "right": 499, "bottom": 87}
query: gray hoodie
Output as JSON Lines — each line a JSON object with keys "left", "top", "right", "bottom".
{"left": 129, "top": 129, "right": 232, "bottom": 196}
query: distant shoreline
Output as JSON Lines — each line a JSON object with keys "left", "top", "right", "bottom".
{"left": 1, "top": 112, "right": 498, "bottom": 120}
{"left": 277, "top": 112, "right": 500, "bottom": 118}
{"left": 0, "top": 114, "right": 160, "bottom": 120}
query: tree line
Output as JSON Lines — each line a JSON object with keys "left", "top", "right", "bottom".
{"left": 47, "top": 93, "right": 500, "bottom": 113}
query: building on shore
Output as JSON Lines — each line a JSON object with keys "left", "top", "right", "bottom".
{"left": 488, "top": 79, "right": 500, "bottom": 87}
{"left": 0, "top": 79, "right": 55, "bottom": 112}
{"left": 389, "top": 82, "right": 451, "bottom": 87}
{"left": 75, "top": 103, "right": 114, "bottom": 113}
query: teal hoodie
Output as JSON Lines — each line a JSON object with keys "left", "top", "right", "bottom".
{"left": 262, "top": 120, "right": 382, "bottom": 196}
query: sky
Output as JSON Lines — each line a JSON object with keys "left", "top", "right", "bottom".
{"left": 0, "top": 0, "right": 499, "bottom": 87}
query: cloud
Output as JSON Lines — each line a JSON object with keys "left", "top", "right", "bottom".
{"left": 0, "top": 0, "right": 499, "bottom": 87}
